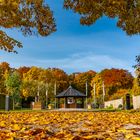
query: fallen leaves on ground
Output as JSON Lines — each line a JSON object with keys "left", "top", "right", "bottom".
{"left": 0, "top": 111, "right": 140, "bottom": 139}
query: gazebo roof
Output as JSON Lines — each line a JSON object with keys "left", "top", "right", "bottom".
{"left": 56, "top": 86, "right": 86, "bottom": 98}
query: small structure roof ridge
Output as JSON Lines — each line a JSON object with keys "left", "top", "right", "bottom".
{"left": 56, "top": 85, "right": 86, "bottom": 98}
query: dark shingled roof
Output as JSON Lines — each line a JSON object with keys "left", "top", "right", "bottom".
{"left": 56, "top": 86, "right": 86, "bottom": 98}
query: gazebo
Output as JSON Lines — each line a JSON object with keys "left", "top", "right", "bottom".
{"left": 56, "top": 86, "right": 86, "bottom": 108}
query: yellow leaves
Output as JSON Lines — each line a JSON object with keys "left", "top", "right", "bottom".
{"left": 125, "top": 133, "right": 134, "bottom": 139}
{"left": 0, "top": 0, "right": 56, "bottom": 53}
{"left": 12, "top": 124, "right": 21, "bottom": 131}
{"left": 6, "top": 138, "right": 14, "bottom": 140}
{"left": 22, "top": 89, "right": 28, "bottom": 97}
{"left": 0, "top": 0, "right": 4, "bottom": 3}
{"left": 134, "top": 138, "right": 140, "bottom": 140}
{"left": 64, "top": 0, "right": 140, "bottom": 35}
{"left": 0, "top": 112, "right": 140, "bottom": 139}
{"left": 106, "top": 138, "right": 112, "bottom": 140}
{"left": 0, "top": 121, "right": 6, "bottom": 127}
{"left": 0, "top": 30, "right": 22, "bottom": 53}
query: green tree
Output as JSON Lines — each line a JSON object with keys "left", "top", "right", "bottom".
{"left": 0, "top": 0, "right": 56, "bottom": 53}
{"left": 64, "top": 0, "right": 140, "bottom": 35}
{"left": 5, "top": 71, "right": 21, "bottom": 110}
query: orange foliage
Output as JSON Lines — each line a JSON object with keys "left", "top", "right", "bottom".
{"left": 0, "top": 112, "right": 140, "bottom": 139}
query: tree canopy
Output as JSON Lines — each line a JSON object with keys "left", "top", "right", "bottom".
{"left": 0, "top": 0, "right": 56, "bottom": 53}
{"left": 5, "top": 71, "right": 21, "bottom": 96}
{"left": 71, "top": 70, "right": 96, "bottom": 96}
{"left": 64, "top": 0, "right": 140, "bottom": 35}
{"left": 91, "top": 68, "right": 133, "bottom": 101}
{"left": 1, "top": 0, "right": 140, "bottom": 53}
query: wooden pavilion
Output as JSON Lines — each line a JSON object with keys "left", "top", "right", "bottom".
{"left": 56, "top": 86, "right": 86, "bottom": 108}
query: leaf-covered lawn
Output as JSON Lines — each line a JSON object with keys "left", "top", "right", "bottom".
{"left": 0, "top": 111, "right": 140, "bottom": 140}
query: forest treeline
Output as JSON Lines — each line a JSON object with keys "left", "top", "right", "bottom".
{"left": 0, "top": 61, "right": 139, "bottom": 105}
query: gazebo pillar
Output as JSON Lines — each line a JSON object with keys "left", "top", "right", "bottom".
{"left": 64, "top": 97, "right": 67, "bottom": 108}
{"left": 75, "top": 97, "right": 77, "bottom": 108}
{"left": 58, "top": 98, "right": 60, "bottom": 108}
{"left": 82, "top": 97, "right": 84, "bottom": 108}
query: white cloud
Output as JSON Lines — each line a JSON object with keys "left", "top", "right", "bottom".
{"left": 36, "top": 52, "right": 134, "bottom": 74}
{"left": 0, "top": 52, "right": 134, "bottom": 74}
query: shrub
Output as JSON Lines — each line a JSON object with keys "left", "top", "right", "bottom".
{"left": 118, "top": 104, "right": 123, "bottom": 109}
{"left": 106, "top": 104, "right": 113, "bottom": 109}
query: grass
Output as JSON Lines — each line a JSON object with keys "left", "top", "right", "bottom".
{"left": 0, "top": 108, "right": 123, "bottom": 113}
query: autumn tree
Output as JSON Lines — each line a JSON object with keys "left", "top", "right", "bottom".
{"left": 132, "top": 78, "right": 140, "bottom": 95}
{"left": 91, "top": 73, "right": 103, "bottom": 97}
{"left": 22, "top": 67, "right": 53, "bottom": 101}
{"left": 72, "top": 70, "right": 96, "bottom": 96}
{"left": 109, "top": 89, "right": 129, "bottom": 100}
{"left": 50, "top": 68, "right": 69, "bottom": 93}
{"left": 21, "top": 67, "right": 45, "bottom": 98}
{"left": 100, "top": 68, "right": 133, "bottom": 95}
{"left": 22, "top": 80, "right": 37, "bottom": 98}
{"left": 21, "top": 67, "right": 69, "bottom": 104}
{"left": 0, "top": 62, "right": 10, "bottom": 73}
{"left": 90, "top": 73, "right": 104, "bottom": 105}
{"left": 40, "top": 68, "right": 69, "bottom": 104}
{"left": 0, "top": 62, "right": 11, "bottom": 94}
{"left": 17, "top": 66, "right": 30, "bottom": 78}
{"left": 64, "top": 0, "right": 140, "bottom": 35}
{"left": 91, "top": 68, "right": 133, "bottom": 101}
{"left": 0, "top": 0, "right": 56, "bottom": 53}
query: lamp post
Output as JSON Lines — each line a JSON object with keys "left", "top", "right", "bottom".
{"left": 86, "top": 81, "right": 88, "bottom": 108}
{"left": 5, "top": 95, "right": 9, "bottom": 111}
{"left": 93, "top": 83, "right": 96, "bottom": 107}
{"left": 37, "top": 84, "right": 40, "bottom": 102}
{"left": 102, "top": 81, "right": 105, "bottom": 107}
{"left": 54, "top": 81, "right": 57, "bottom": 109}
{"left": 46, "top": 82, "right": 48, "bottom": 109}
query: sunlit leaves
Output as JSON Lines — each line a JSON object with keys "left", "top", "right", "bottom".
{"left": 0, "top": 112, "right": 140, "bottom": 139}
{"left": 0, "top": 0, "right": 56, "bottom": 53}
{"left": 71, "top": 70, "right": 96, "bottom": 96}
{"left": 132, "top": 78, "right": 140, "bottom": 96}
{"left": 91, "top": 74, "right": 103, "bottom": 97}
{"left": 0, "top": 0, "right": 56, "bottom": 36}
{"left": 64, "top": 0, "right": 140, "bottom": 35}
{"left": 91, "top": 69, "right": 133, "bottom": 101}
{"left": 100, "top": 69, "right": 133, "bottom": 90}
{"left": 0, "top": 30, "right": 22, "bottom": 53}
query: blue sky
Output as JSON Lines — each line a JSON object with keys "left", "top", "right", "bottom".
{"left": 0, "top": 0, "right": 140, "bottom": 75}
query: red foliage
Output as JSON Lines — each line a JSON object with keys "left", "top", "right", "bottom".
{"left": 100, "top": 68, "right": 133, "bottom": 89}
